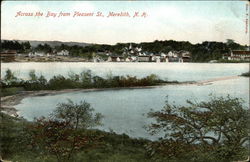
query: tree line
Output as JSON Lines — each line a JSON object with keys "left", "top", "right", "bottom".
{"left": 1, "top": 69, "right": 170, "bottom": 97}
{"left": 1, "top": 39, "right": 247, "bottom": 62}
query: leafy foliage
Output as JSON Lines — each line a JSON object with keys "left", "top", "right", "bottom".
{"left": 1, "top": 69, "right": 168, "bottom": 96}
{"left": 28, "top": 100, "right": 103, "bottom": 162}
{"left": 146, "top": 95, "right": 249, "bottom": 161}
{"left": 1, "top": 40, "right": 30, "bottom": 52}
{"left": 51, "top": 100, "right": 103, "bottom": 129}
{"left": 35, "top": 43, "right": 52, "bottom": 53}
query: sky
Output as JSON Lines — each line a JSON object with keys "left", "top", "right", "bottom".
{"left": 1, "top": 1, "right": 249, "bottom": 45}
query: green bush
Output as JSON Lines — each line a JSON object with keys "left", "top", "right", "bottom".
{"left": 2, "top": 69, "right": 167, "bottom": 93}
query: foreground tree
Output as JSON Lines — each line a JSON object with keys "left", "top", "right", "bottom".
{"left": 147, "top": 95, "right": 249, "bottom": 161}
{"left": 29, "top": 100, "right": 103, "bottom": 162}
{"left": 51, "top": 99, "right": 103, "bottom": 129}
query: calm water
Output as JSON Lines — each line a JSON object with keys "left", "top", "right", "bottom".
{"left": 1, "top": 62, "right": 249, "bottom": 81}
{"left": 2, "top": 62, "right": 249, "bottom": 139}
{"left": 14, "top": 77, "right": 249, "bottom": 140}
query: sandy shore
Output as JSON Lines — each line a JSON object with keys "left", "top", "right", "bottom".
{"left": 196, "top": 75, "right": 240, "bottom": 86}
{"left": 0, "top": 75, "right": 241, "bottom": 117}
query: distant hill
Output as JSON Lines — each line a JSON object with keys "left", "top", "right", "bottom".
{"left": 2, "top": 39, "right": 90, "bottom": 48}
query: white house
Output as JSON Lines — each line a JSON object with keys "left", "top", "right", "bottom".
{"left": 107, "top": 56, "right": 125, "bottom": 62}
{"left": 156, "top": 57, "right": 161, "bottom": 63}
{"left": 167, "top": 51, "right": 178, "bottom": 57}
{"left": 151, "top": 55, "right": 161, "bottom": 62}
{"left": 57, "top": 50, "right": 69, "bottom": 56}
{"left": 28, "top": 52, "right": 45, "bottom": 57}
{"left": 130, "top": 56, "right": 138, "bottom": 62}
{"left": 125, "top": 57, "right": 132, "bottom": 62}
{"left": 160, "top": 52, "right": 167, "bottom": 57}
{"left": 28, "top": 52, "right": 35, "bottom": 57}
{"left": 135, "top": 47, "right": 142, "bottom": 52}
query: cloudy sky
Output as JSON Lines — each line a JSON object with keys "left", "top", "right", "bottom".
{"left": 1, "top": 1, "right": 249, "bottom": 45}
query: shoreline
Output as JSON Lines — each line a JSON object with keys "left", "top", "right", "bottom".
{"left": 0, "top": 75, "right": 241, "bottom": 117}
{"left": 0, "top": 82, "right": 193, "bottom": 117}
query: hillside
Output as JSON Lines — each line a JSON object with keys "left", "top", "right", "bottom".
{"left": 2, "top": 39, "right": 90, "bottom": 48}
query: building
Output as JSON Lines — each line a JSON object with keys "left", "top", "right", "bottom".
{"left": 167, "top": 50, "right": 191, "bottom": 62}
{"left": 222, "top": 53, "right": 230, "bottom": 60}
{"left": 181, "top": 51, "right": 191, "bottom": 62}
{"left": 107, "top": 56, "right": 125, "bottom": 62}
{"left": 93, "top": 57, "right": 104, "bottom": 62}
{"left": 151, "top": 55, "right": 160, "bottom": 62}
{"left": 57, "top": 50, "right": 69, "bottom": 56}
{"left": 182, "top": 56, "right": 191, "bottom": 62}
{"left": 130, "top": 56, "right": 138, "bottom": 62}
{"left": 167, "top": 51, "right": 178, "bottom": 57}
{"left": 28, "top": 52, "right": 45, "bottom": 57}
{"left": 0, "top": 50, "right": 17, "bottom": 62}
{"left": 168, "top": 57, "right": 182, "bottom": 62}
{"left": 125, "top": 57, "right": 132, "bottom": 62}
{"left": 228, "top": 50, "right": 250, "bottom": 61}
{"left": 138, "top": 56, "right": 150, "bottom": 62}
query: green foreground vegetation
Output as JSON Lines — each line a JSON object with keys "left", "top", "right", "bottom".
{"left": 0, "top": 96, "right": 249, "bottom": 162}
{"left": 1, "top": 69, "right": 175, "bottom": 97}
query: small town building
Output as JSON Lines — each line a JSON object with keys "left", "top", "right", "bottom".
{"left": 182, "top": 56, "right": 191, "bottom": 62}
{"left": 167, "top": 51, "right": 178, "bottom": 57}
{"left": 181, "top": 51, "right": 191, "bottom": 62}
{"left": 151, "top": 55, "right": 161, "bottom": 62}
{"left": 161, "top": 57, "right": 169, "bottom": 62}
{"left": 169, "top": 57, "right": 182, "bottom": 62}
{"left": 155, "top": 56, "right": 161, "bottom": 63}
{"left": 130, "top": 56, "right": 138, "bottom": 62}
{"left": 28, "top": 52, "right": 35, "bottom": 57}
{"left": 93, "top": 57, "right": 104, "bottom": 62}
{"left": 28, "top": 52, "right": 45, "bottom": 57}
{"left": 0, "top": 50, "right": 17, "bottom": 62}
{"left": 57, "top": 50, "right": 69, "bottom": 56}
{"left": 138, "top": 56, "right": 150, "bottom": 62}
{"left": 125, "top": 57, "right": 132, "bottom": 62}
{"left": 107, "top": 56, "right": 125, "bottom": 62}
{"left": 228, "top": 50, "right": 250, "bottom": 61}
